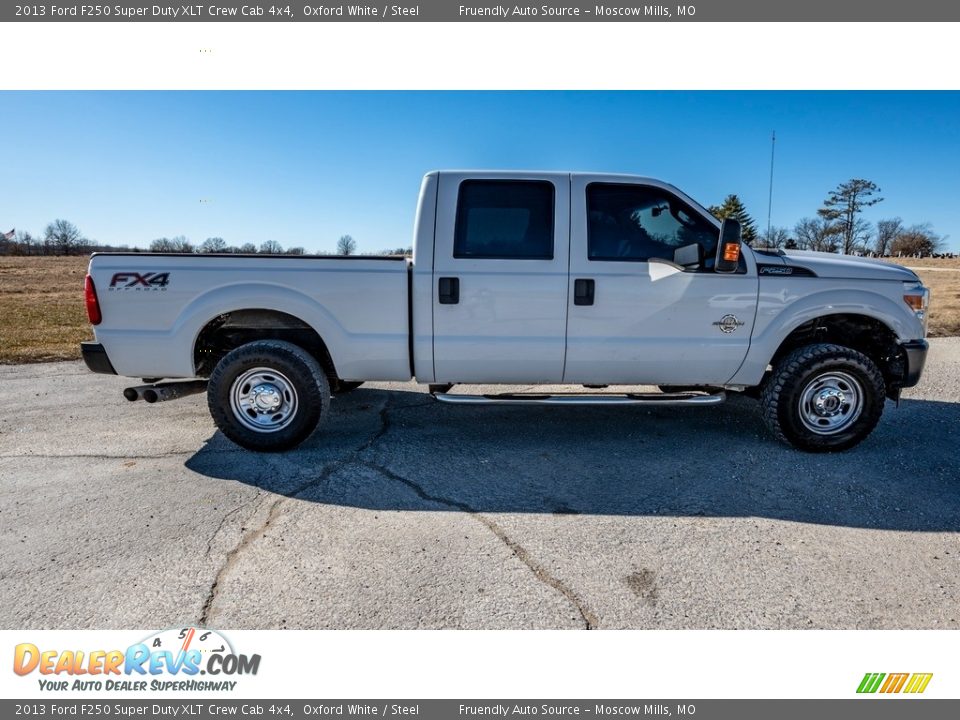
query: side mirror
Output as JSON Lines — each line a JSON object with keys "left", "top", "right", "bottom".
{"left": 715, "top": 218, "right": 742, "bottom": 273}
{"left": 673, "top": 242, "right": 703, "bottom": 270}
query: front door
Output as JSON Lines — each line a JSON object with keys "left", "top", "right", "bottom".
{"left": 563, "top": 176, "right": 758, "bottom": 386}
{"left": 432, "top": 172, "right": 570, "bottom": 383}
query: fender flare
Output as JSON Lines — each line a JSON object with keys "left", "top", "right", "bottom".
{"left": 171, "top": 282, "right": 348, "bottom": 374}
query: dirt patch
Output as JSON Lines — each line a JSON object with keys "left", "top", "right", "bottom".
{"left": 626, "top": 569, "right": 658, "bottom": 603}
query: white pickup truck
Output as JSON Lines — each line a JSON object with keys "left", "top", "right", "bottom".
{"left": 82, "top": 171, "right": 930, "bottom": 453}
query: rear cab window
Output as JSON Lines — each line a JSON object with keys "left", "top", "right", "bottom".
{"left": 454, "top": 180, "right": 555, "bottom": 260}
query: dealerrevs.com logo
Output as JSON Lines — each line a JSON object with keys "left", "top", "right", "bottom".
{"left": 857, "top": 672, "right": 933, "bottom": 694}
{"left": 13, "top": 627, "right": 261, "bottom": 692}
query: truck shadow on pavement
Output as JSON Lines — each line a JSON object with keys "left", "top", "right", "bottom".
{"left": 185, "top": 387, "right": 960, "bottom": 532}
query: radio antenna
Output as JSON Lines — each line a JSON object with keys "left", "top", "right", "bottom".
{"left": 766, "top": 130, "right": 776, "bottom": 241}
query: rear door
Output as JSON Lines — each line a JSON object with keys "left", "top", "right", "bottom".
{"left": 432, "top": 172, "right": 570, "bottom": 383}
{"left": 563, "top": 175, "right": 758, "bottom": 385}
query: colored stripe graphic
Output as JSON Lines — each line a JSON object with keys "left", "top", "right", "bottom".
{"left": 903, "top": 673, "right": 933, "bottom": 694}
{"left": 857, "top": 673, "right": 885, "bottom": 693}
{"left": 857, "top": 672, "right": 932, "bottom": 694}
{"left": 880, "top": 673, "right": 908, "bottom": 693}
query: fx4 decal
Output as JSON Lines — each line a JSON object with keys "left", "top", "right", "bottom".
{"left": 109, "top": 272, "right": 170, "bottom": 291}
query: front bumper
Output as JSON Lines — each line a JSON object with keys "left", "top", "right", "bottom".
{"left": 900, "top": 339, "right": 928, "bottom": 388}
{"left": 81, "top": 342, "right": 117, "bottom": 375}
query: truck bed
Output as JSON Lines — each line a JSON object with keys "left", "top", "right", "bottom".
{"left": 88, "top": 253, "right": 412, "bottom": 381}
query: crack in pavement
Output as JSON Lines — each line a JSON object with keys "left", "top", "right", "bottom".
{"left": 197, "top": 389, "right": 598, "bottom": 629}
{"left": 199, "top": 494, "right": 284, "bottom": 626}
{"left": 204, "top": 491, "right": 266, "bottom": 558}
{"left": 358, "top": 459, "right": 598, "bottom": 630}
{"left": 198, "top": 392, "right": 395, "bottom": 625}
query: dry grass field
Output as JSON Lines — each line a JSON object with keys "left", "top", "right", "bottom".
{"left": 888, "top": 257, "right": 960, "bottom": 336}
{"left": 0, "top": 255, "right": 957, "bottom": 364}
{"left": 0, "top": 256, "right": 93, "bottom": 363}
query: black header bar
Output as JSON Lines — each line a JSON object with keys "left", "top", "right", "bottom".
{"left": 5, "top": 0, "right": 958, "bottom": 22}
{"left": 3, "top": 701, "right": 960, "bottom": 720}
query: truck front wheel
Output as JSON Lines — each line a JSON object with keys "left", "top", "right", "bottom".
{"left": 207, "top": 340, "right": 330, "bottom": 452}
{"left": 760, "top": 343, "right": 885, "bottom": 452}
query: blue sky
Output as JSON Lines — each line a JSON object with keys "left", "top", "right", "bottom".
{"left": 1, "top": 91, "right": 958, "bottom": 252}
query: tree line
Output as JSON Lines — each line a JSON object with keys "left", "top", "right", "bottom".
{"left": 12, "top": 181, "right": 942, "bottom": 259}
{"left": 1, "top": 220, "right": 102, "bottom": 256}
{"left": 0, "top": 225, "right": 413, "bottom": 257}
{"left": 709, "top": 179, "right": 951, "bottom": 257}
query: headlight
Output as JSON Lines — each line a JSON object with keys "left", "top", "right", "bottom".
{"left": 903, "top": 281, "right": 930, "bottom": 336}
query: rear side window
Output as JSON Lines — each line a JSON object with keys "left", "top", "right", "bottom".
{"left": 454, "top": 180, "right": 555, "bottom": 259}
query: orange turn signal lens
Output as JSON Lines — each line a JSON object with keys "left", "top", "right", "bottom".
{"left": 903, "top": 294, "right": 924, "bottom": 312}
{"left": 722, "top": 243, "right": 740, "bottom": 263}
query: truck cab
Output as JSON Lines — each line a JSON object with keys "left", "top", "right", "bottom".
{"left": 416, "top": 171, "right": 757, "bottom": 386}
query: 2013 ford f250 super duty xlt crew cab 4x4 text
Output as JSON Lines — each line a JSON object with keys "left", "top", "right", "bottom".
{"left": 81, "top": 171, "right": 930, "bottom": 452}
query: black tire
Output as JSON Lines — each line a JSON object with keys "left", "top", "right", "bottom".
{"left": 333, "top": 380, "right": 364, "bottom": 395}
{"left": 207, "top": 340, "right": 330, "bottom": 452}
{"left": 760, "top": 343, "right": 885, "bottom": 452}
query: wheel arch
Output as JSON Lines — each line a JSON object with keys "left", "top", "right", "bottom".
{"left": 767, "top": 312, "right": 907, "bottom": 399}
{"left": 193, "top": 308, "right": 340, "bottom": 383}
{"left": 729, "top": 284, "right": 920, "bottom": 391}
{"left": 170, "top": 283, "right": 347, "bottom": 382}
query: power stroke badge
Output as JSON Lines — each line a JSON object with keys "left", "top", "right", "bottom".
{"left": 713, "top": 314, "right": 745, "bottom": 333}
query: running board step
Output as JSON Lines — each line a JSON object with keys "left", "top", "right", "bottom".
{"left": 432, "top": 391, "right": 726, "bottom": 406}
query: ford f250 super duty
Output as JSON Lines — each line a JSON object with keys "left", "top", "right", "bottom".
{"left": 81, "top": 171, "right": 930, "bottom": 452}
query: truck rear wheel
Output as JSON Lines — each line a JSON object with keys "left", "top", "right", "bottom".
{"left": 760, "top": 343, "right": 885, "bottom": 452}
{"left": 207, "top": 340, "right": 330, "bottom": 452}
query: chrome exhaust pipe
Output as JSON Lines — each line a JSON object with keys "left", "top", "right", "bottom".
{"left": 141, "top": 380, "right": 208, "bottom": 404}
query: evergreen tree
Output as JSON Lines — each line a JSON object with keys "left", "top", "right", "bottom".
{"left": 708, "top": 194, "right": 758, "bottom": 245}
{"left": 818, "top": 179, "right": 883, "bottom": 255}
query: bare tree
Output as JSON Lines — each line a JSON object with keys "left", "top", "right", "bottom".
{"left": 285, "top": 246, "right": 306, "bottom": 255}
{"left": 758, "top": 226, "right": 790, "bottom": 249}
{"left": 7, "top": 230, "right": 39, "bottom": 256}
{"left": 171, "top": 236, "right": 195, "bottom": 253}
{"left": 239, "top": 242, "right": 257, "bottom": 254}
{"left": 43, "top": 219, "right": 88, "bottom": 255}
{"left": 891, "top": 224, "right": 944, "bottom": 257}
{"left": 200, "top": 237, "right": 227, "bottom": 253}
{"left": 336, "top": 234, "right": 357, "bottom": 256}
{"left": 818, "top": 179, "right": 883, "bottom": 255}
{"left": 259, "top": 240, "right": 283, "bottom": 254}
{"left": 874, "top": 218, "right": 903, "bottom": 256}
{"left": 793, "top": 217, "right": 839, "bottom": 252}
{"left": 14, "top": 230, "right": 40, "bottom": 255}
{"left": 152, "top": 236, "right": 195, "bottom": 253}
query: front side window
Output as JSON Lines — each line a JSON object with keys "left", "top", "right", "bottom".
{"left": 454, "top": 180, "right": 555, "bottom": 260}
{"left": 587, "top": 183, "right": 718, "bottom": 266}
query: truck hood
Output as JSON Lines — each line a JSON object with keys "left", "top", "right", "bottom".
{"left": 762, "top": 249, "right": 920, "bottom": 282}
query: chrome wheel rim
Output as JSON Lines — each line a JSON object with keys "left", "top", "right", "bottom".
{"left": 798, "top": 371, "right": 863, "bottom": 435}
{"left": 229, "top": 367, "right": 298, "bottom": 433}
